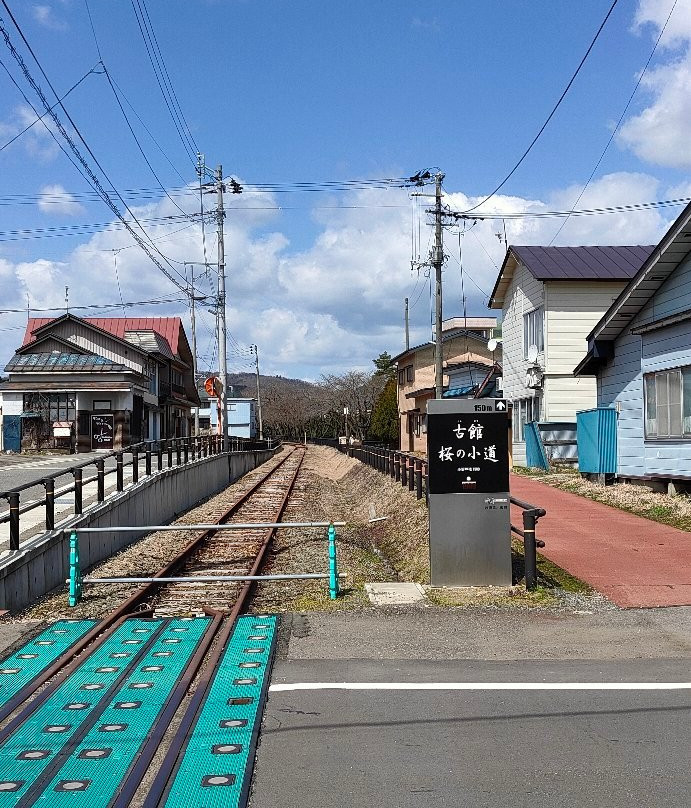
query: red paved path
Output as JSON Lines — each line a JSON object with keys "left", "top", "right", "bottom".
{"left": 510, "top": 474, "right": 691, "bottom": 608}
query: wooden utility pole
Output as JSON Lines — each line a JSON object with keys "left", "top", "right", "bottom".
{"left": 404, "top": 296, "right": 410, "bottom": 351}
{"left": 433, "top": 171, "right": 445, "bottom": 399}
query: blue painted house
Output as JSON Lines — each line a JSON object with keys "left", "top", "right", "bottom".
{"left": 575, "top": 202, "right": 691, "bottom": 491}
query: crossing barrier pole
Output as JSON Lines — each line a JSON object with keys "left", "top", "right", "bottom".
{"left": 328, "top": 523, "right": 339, "bottom": 600}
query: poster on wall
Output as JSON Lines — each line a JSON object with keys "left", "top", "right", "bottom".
{"left": 91, "top": 414, "right": 114, "bottom": 450}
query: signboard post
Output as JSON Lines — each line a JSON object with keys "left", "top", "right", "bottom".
{"left": 427, "top": 398, "right": 511, "bottom": 586}
{"left": 91, "top": 414, "right": 114, "bottom": 450}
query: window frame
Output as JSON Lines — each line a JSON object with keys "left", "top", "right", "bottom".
{"left": 644, "top": 366, "right": 691, "bottom": 440}
{"left": 523, "top": 306, "right": 544, "bottom": 359}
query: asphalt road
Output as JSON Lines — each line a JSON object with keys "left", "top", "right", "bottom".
{"left": 250, "top": 609, "right": 691, "bottom": 808}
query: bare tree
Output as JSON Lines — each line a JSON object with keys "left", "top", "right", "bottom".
{"left": 319, "top": 370, "right": 386, "bottom": 440}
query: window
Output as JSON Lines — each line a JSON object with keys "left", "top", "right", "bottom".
{"left": 171, "top": 369, "right": 184, "bottom": 387}
{"left": 644, "top": 367, "right": 691, "bottom": 438}
{"left": 512, "top": 397, "right": 536, "bottom": 441}
{"left": 523, "top": 307, "right": 544, "bottom": 359}
{"left": 93, "top": 400, "right": 111, "bottom": 411}
{"left": 398, "top": 365, "right": 414, "bottom": 386}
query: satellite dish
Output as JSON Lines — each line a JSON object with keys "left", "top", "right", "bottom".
{"left": 488, "top": 338, "right": 498, "bottom": 352}
{"left": 527, "top": 344, "right": 539, "bottom": 363}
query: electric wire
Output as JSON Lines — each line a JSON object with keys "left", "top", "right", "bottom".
{"left": 460, "top": 0, "right": 620, "bottom": 213}
{"left": 129, "top": 0, "right": 196, "bottom": 164}
{"left": 548, "top": 0, "right": 679, "bottom": 245}
{"left": 0, "top": 3, "right": 190, "bottom": 292}
{"left": 0, "top": 61, "right": 102, "bottom": 152}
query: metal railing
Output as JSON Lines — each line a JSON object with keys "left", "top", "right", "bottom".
{"left": 344, "top": 444, "right": 428, "bottom": 501}
{"left": 509, "top": 496, "right": 547, "bottom": 591}
{"left": 0, "top": 435, "right": 229, "bottom": 553}
{"left": 66, "top": 521, "right": 346, "bottom": 606}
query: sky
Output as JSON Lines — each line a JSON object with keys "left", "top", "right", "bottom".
{"left": 1, "top": 0, "right": 690, "bottom": 381}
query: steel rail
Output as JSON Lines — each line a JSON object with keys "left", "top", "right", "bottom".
{"left": 0, "top": 447, "right": 294, "bottom": 729}
{"left": 125, "top": 446, "right": 306, "bottom": 808}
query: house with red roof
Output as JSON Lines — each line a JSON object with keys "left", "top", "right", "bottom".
{"left": 0, "top": 314, "right": 199, "bottom": 452}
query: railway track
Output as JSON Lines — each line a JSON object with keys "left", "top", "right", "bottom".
{"left": 0, "top": 444, "right": 306, "bottom": 807}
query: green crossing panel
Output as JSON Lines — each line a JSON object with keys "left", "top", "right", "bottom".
{"left": 162, "top": 615, "right": 278, "bottom": 808}
{"left": 0, "top": 620, "right": 98, "bottom": 706}
{"left": 0, "top": 618, "right": 167, "bottom": 806}
{"left": 37, "top": 617, "right": 210, "bottom": 807}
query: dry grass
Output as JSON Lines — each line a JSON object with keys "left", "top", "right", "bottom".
{"left": 514, "top": 467, "right": 691, "bottom": 533}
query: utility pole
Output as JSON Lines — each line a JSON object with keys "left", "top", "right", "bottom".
{"left": 433, "top": 171, "right": 445, "bottom": 399}
{"left": 404, "top": 296, "right": 410, "bottom": 351}
{"left": 186, "top": 263, "right": 200, "bottom": 436}
{"left": 215, "top": 165, "right": 228, "bottom": 450}
{"left": 251, "top": 344, "right": 264, "bottom": 440}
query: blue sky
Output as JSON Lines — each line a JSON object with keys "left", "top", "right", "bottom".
{"left": 1, "top": 0, "right": 690, "bottom": 379}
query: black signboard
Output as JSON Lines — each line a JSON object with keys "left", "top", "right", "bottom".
{"left": 427, "top": 406, "right": 509, "bottom": 494}
{"left": 91, "top": 414, "right": 114, "bottom": 450}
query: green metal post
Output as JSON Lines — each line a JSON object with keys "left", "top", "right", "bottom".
{"left": 68, "top": 530, "right": 82, "bottom": 607}
{"left": 328, "top": 523, "right": 339, "bottom": 600}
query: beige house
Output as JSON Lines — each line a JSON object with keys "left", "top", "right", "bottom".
{"left": 489, "top": 245, "right": 654, "bottom": 465}
{"left": 392, "top": 318, "right": 499, "bottom": 454}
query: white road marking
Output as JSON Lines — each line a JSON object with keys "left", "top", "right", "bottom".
{"left": 269, "top": 682, "right": 691, "bottom": 692}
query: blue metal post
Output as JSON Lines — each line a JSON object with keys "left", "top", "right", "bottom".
{"left": 328, "top": 523, "right": 339, "bottom": 600}
{"left": 68, "top": 530, "right": 82, "bottom": 607}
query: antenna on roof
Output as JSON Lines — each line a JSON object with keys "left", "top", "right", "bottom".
{"left": 65, "top": 286, "right": 69, "bottom": 314}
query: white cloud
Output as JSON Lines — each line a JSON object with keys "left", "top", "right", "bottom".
{"left": 37, "top": 184, "right": 85, "bottom": 216}
{"left": 617, "top": 0, "right": 691, "bottom": 167}
{"left": 0, "top": 172, "right": 679, "bottom": 379}
{"left": 32, "top": 5, "right": 67, "bottom": 31}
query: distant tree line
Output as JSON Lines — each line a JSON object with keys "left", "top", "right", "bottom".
{"left": 246, "top": 352, "right": 399, "bottom": 445}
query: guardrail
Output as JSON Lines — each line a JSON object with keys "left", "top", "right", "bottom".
{"left": 342, "top": 444, "right": 428, "bottom": 501}
{"left": 0, "top": 435, "right": 229, "bottom": 552}
{"left": 66, "top": 521, "right": 345, "bottom": 606}
{"left": 509, "top": 496, "right": 547, "bottom": 591}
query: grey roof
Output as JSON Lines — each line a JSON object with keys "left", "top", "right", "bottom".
{"left": 511, "top": 245, "right": 655, "bottom": 281}
{"left": 5, "top": 352, "right": 129, "bottom": 373}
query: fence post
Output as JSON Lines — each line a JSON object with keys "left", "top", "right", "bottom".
{"left": 145, "top": 445, "right": 152, "bottom": 476}
{"left": 96, "top": 458, "right": 105, "bottom": 502}
{"left": 8, "top": 492, "right": 19, "bottom": 551}
{"left": 328, "top": 523, "right": 339, "bottom": 600}
{"left": 73, "top": 468, "right": 83, "bottom": 515}
{"left": 132, "top": 448, "right": 139, "bottom": 485}
{"left": 167, "top": 439, "right": 173, "bottom": 468}
{"left": 183, "top": 438, "right": 189, "bottom": 464}
{"left": 157, "top": 441, "right": 163, "bottom": 471}
{"left": 43, "top": 478, "right": 55, "bottom": 531}
{"left": 415, "top": 458, "right": 422, "bottom": 500}
{"left": 116, "top": 452, "right": 124, "bottom": 491}
{"left": 408, "top": 457, "right": 415, "bottom": 492}
{"left": 176, "top": 439, "right": 182, "bottom": 466}
{"left": 68, "top": 529, "right": 82, "bottom": 607}
{"left": 401, "top": 454, "right": 407, "bottom": 487}
{"left": 523, "top": 509, "right": 538, "bottom": 591}
{"left": 395, "top": 452, "right": 401, "bottom": 482}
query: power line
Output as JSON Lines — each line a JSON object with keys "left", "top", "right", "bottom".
{"left": 0, "top": 61, "right": 102, "bottom": 152}
{"left": 0, "top": 293, "right": 211, "bottom": 314}
{"left": 460, "top": 0, "right": 620, "bottom": 214}
{"left": 129, "top": 0, "right": 197, "bottom": 163}
{"left": 548, "top": 0, "right": 679, "bottom": 245}
{"left": 0, "top": 3, "right": 190, "bottom": 292}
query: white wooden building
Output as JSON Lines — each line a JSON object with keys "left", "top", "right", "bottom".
{"left": 489, "top": 245, "right": 654, "bottom": 465}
